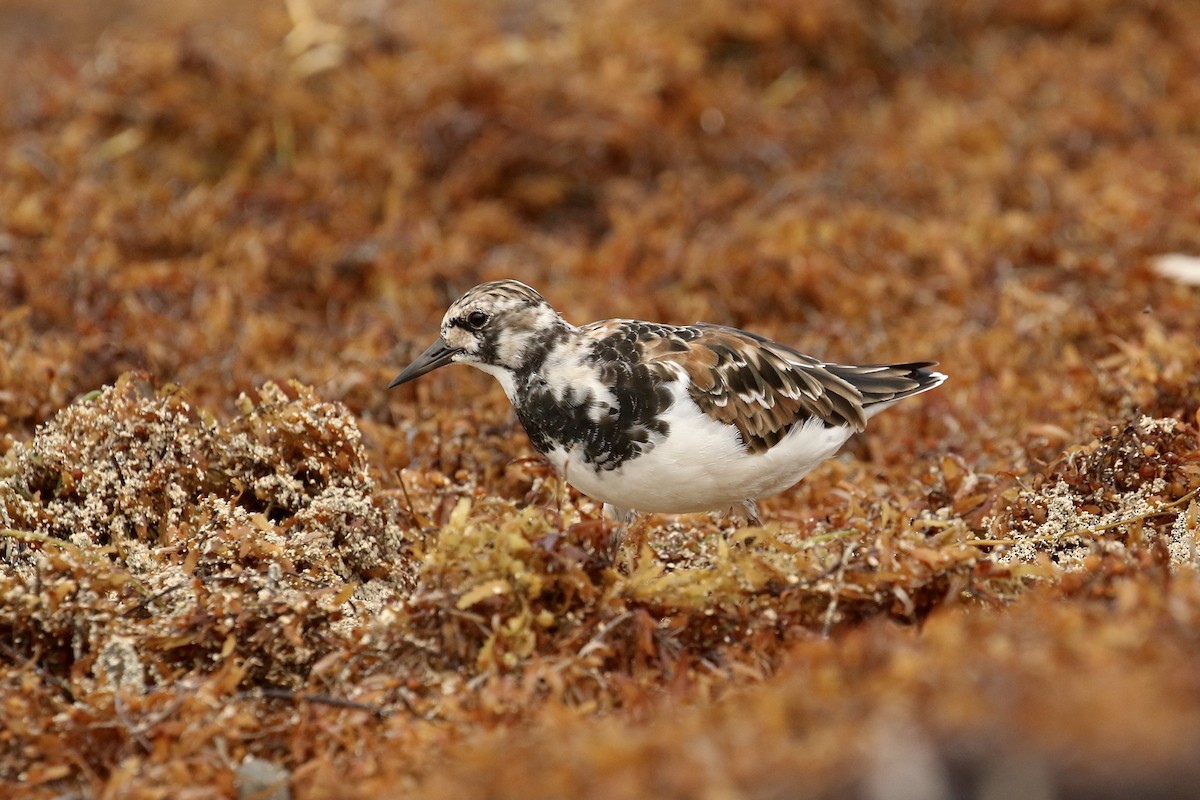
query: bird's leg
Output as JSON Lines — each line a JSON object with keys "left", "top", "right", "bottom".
{"left": 602, "top": 503, "right": 643, "bottom": 568}
{"left": 603, "top": 504, "right": 636, "bottom": 547}
{"left": 723, "top": 499, "right": 762, "bottom": 547}
{"left": 729, "top": 499, "right": 762, "bottom": 526}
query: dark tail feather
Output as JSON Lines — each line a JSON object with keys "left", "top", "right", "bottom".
{"left": 827, "top": 361, "right": 947, "bottom": 411}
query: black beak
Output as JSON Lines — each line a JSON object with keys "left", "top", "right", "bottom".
{"left": 389, "top": 337, "right": 459, "bottom": 388}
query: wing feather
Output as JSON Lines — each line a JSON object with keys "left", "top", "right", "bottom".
{"left": 582, "top": 320, "right": 943, "bottom": 456}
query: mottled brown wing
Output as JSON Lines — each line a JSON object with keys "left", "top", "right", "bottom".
{"left": 649, "top": 325, "right": 868, "bottom": 453}
{"left": 584, "top": 320, "right": 940, "bottom": 455}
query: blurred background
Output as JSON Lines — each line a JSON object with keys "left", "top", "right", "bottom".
{"left": 3, "top": 0, "right": 1196, "bottom": 453}
{"left": 2, "top": 2, "right": 1200, "bottom": 796}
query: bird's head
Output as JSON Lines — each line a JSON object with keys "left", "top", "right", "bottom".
{"left": 389, "top": 280, "right": 566, "bottom": 388}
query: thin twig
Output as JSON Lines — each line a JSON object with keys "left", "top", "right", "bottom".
{"left": 114, "top": 693, "right": 153, "bottom": 753}
{"left": 0, "top": 528, "right": 83, "bottom": 551}
{"left": 253, "top": 687, "right": 391, "bottom": 719}
{"left": 1, "top": 528, "right": 157, "bottom": 600}
{"left": 123, "top": 579, "right": 190, "bottom": 615}
{"left": 0, "top": 641, "right": 75, "bottom": 700}
{"left": 578, "top": 611, "right": 634, "bottom": 659}
{"left": 968, "top": 487, "right": 1200, "bottom": 548}
{"left": 798, "top": 528, "right": 862, "bottom": 548}
{"left": 821, "top": 542, "right": 855, "bottom": 638}
{"left": 396, "top": 470, "right": 428, "bottom": 529}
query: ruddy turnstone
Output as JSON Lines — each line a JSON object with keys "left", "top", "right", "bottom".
{"left": 391, "top": 280, "right": 945, "bottom": 527}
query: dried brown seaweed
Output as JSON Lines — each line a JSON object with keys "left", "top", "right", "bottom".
{"left": 2, "top": 0, "right": 1200, "bottom": 797}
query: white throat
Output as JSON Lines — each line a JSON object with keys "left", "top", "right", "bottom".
{"left": 470, "top": 361, "right": 518, "bottom": 402}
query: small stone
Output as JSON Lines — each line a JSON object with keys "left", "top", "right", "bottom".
{"left": 236, "top": 756, "right": 291, "bottom": 800}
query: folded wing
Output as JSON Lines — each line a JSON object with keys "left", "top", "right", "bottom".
{"left": 644, "top": 323, "right": 941, "bottom": 454}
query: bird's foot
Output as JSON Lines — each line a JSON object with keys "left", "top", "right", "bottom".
{"left": 729, "top": 499, "right": 762, "bottom": 527}
{"left": 602, "top": 503, "right": 648, "bottom": 571}
{"left": 716, "top": 499, "right": 763, "bottom": 547}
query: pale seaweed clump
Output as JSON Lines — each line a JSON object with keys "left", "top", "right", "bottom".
{"left": 980, "top": 415, "right": 1200, "bottom": 574}
{"left": 222, "top": 381, "right": 369, "bottom": 519}
{"left": 218, "top": 380, "right": 414, "bottom": 584}
{"left": 1, "top": 373, "right": 209, "bottom": 549}
{"left": 1167, "top": 498, "right": 1199, "bottom": 570}
{"left": 0, "top": 373, "right": 414, "bottom": 697}
{"left": 993, "top": 481, "right": 1106, "bottom": 571}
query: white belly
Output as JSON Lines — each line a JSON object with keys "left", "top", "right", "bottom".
{"left": 546, "top": 386, "right": 855, "bottom": 514}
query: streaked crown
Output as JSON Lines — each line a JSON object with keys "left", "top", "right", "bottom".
{"left": 439, "top": 280, "right": 566, "bottom": 371}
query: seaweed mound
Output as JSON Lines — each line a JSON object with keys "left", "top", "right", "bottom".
{"left": 1, "top": 374, "right": 414, "bottom": 690}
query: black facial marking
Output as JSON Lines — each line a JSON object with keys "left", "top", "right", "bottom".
{"left": 476, "top": 326, "right": 499, "bottom": 364}
{"left": 511, "top": 326, "right": 675, "bottom": 471}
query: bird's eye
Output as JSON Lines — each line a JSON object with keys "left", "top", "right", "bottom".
{"left": 466, "top": 311, "right": 489, "bottom": 330}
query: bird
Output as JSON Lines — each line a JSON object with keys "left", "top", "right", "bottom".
{"left": 390, "top": 280, "right": 945, "bottom": 533}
